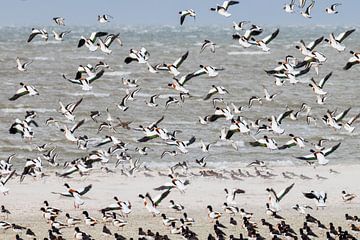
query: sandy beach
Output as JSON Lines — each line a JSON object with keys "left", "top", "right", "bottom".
{"left": 1, "top": 163, "right": 359, "bottom": 239}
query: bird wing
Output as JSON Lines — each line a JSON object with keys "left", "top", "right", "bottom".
{"left": 27, "top": 29, "right": 41, "bottom": 42}
{"left": 336, "top": 29, "right": 355, "bottom": 43}
{"left": 322, "top": 142, "right": 341, "bottom": 156}
{"left": 9, "top": 87, "right": 29, "bottom": 101}
{"left": 262, "top": 28, "right": 280, "bottom": 44}
{"left": 57, "top": 166, "right": 78, "bottom": 177}
{"left": 66, "top": 98, "right": 83, "bottom": 113}
{"left": 277, "top": 183, "right": 295, "bottom": 201}
{"left": 296, "top": 153, "right": 316, "bottom": 161}
{"left": 153, "top": 189, "right": 171, "bottom": 207}
{"left": 307, "top": 36, "right": 324, "bottom": 50}
{"left": 89, "top": 31, "right": 108, "bottom": 42}
{"left": 77, "top": 184, "right": 92, "bottom": 196}
{"left": 318, "top": 72, "right": 332, "bottom": 88}
{"left": 153, "top": 183, "right": 174, "bottom": 191}
{"left": 180, "top": 12, "right": 187, "bottom": 25}
{"left": 149, "top": 115, "right": 164, "bottom": 129}
{"left": 62, "top": 74, "right": 82, "bottom": 85}
{"left": 204, "top": 87, "right": 217, "bottom": 100}
{"left": 303, "top": 192, "right": 317, "bottom": 200}
{"left": 335, "top": 107, "right": 351, "bottom": 122}
{"left": 184, "top": 136, "right": 196, "bottom": 146}
{"left": 347, "top": 113, "right": 360, "bottom": 125}
{"left": 277, "top": 110, "right": 293, "bottom": 124}
{"left": 104, "top": 33, "right": 120, "bottom": 47}
{"left": 70, "top": 119, "right": 85, "bottom": 133}
{"left": 88, "top": 69, "right": 105, "bottom": 84}
{"left": 0, "top": 170, "right": 15, "bottom": 185}
{"left": 173, "top": 51, "right": 189, "bottom": 68}
{"left": 223, "top": 0, "right": 239, "bottom": 10}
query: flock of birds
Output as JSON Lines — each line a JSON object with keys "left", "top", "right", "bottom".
{"left": 1, "top": 0, "right": 360, "bottom": 240}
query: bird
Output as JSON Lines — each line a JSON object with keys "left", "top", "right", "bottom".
{"left": 324, "top": 29, "right": 355, "bottom": 52}
{"left": 250, "top": 28, "right": 280, "bottom": 52}
{"left": 342, "top": 190, "right": 356, "bottom": 202}
{"left": 210, "top": 1, "right": 239, "bottom": 17}
{"left": 224, "top": 188, "right": 245, "bottom": 205}
{"left": 296, "top": 142, "right": 341, "bottom": 165}
{"left": 325, "top": 3, "right": 341, "bottom": 14}
{"left": 303, "top": 191, "right": 327, "bottom": 209}
{"left": 343, "top": 51, "right": 360, "bottom": 70}
{"left": 63, "top": 69, "right": 105, "bottom": 91}
{"left": 156, "top": 51, "right": 189, "bottom": 76}
{"left": 27, "top": 28, "right": 48, "bottom": 42}
{"left": 16, "top": 57, "right": 33, "bottom": 71}
{"left": 9, "top": 83, "right": 39, "bottom": 101}
{"left": 138, "top": 190, "right": 171, "bottom": 216}
{"left": 200, "top": 40, "right": 216, "bottom": 53}
{"left": 301, "top": 0, "right": 315, "bottom": 18}
{"left": 179, "top": 9, "right": 196, "bottom": 25}
{"left": 77, "top": 31, "right": 108, "bottom": 51}
{"left": 98, "top": 14, "right": 113, "bottom": 23}
{"left": 53, "top": 17, "right": 65, "bottom": 25}
{"left": 283, "top": 0, "right": 295, "bottom": 13}
{"left": 52, "top": 30, "right": 71, "bottom": 41}
{"left": 0, "top": 170, "right": 15, "bottom": 195}
{"left": 207, "top": 205, "right": 222, "bottom": 222}
{"left": 59, "top": 183, "right": 91, "bottom": 208}
{"left": 204, "top": 85, "right": 229, "bottom": 100}
{"left": 266, "top": 183, "right": 295, "bottom": 211}
{"left": 232, "top": 21, "right": 249, "bottom": 30}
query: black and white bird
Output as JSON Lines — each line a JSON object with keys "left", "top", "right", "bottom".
{"left": 283, "top": 0, "right": 295, "bottom": 13}
{"left": 0, "top": 170, "right": 16, "bottom": 195}
{"left": 156, "top": 51, "right": 189, "bottom": 76}
{"left": 200, "top": 40, "right": 216, "bottom": 53}
{"left": 210, "top": 1, "right": 239, "bottom": 17}
{"left": 250, "top": 28, "right": 280, "bottom": 52}
{"left": 204, "top": 85, "right": 229, "bottom": 100}
{"left": 324, "top": 29, "right": 355, "bottom": 52}
{"left": 16, "top": 57, "right": 33, "bottom": 71}
{"left": 78, "top": 31, "right": 108, "bottom": 52}
{"left": 343, "top": 51, "right": 360, "bottom": 70}
{"left": 98, "top": 14, "right": 113, "bottom": 23}
{"left": 27, "top": 28, "right": 48, "bottom": 42}
{"left": 9, "top": 83, "right": 39, "bottom": 101}
{"left": 97, "top": 33, "right": 122, "bottom": 54}
{"left": 52, "top": 30, "right": 71, "bottom": 41}
{"left": 179, "top": 9, "right": 196, "bottom": 25}
{"left": 124, "top": 47, "right": 150, "bottom": 64}
{"left": 296, "top": 142, "right": 341, "bottom": 165}
{"left": 63, "top": 69, "right": 105, "bottom": 91}
{"left": 266, "top": 183, "right": 295, "bottom": 211}
{"left": 325, "top": 3, "right": 341, "bottom": 14}
{"left": 342, "top": 190, "right": 356, "bottom": 202}
{"left": 303, "top": 191, "right": 327, "bottom": 209}
{"left": 53, "top": 17, "right": 65, "bottom": 26}
{"left": 232, "top": 21, "right": 249, "bottom": 30}
{"left": 301, "top": 0, "right": 315, "bottom": 18}
{"left": 224, "top": 188, "right": 245, "bottom": 205}
{"left": 58, "top": 98, "right": 83, "bottom": 121}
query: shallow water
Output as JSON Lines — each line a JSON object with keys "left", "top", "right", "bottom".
{"left": 1, "top": 25, "right": 359, "bottom": 169}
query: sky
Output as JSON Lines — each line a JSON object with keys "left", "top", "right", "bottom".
{"left": 0, "top": 0, "right": 358, "bottom": 27}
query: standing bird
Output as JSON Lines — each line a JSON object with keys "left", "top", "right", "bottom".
{"left": 179, "top": 9, "right": 196, "bottom": 25}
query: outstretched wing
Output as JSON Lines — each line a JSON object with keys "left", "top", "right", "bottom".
{"left": 322, "top": 142, "right": 341, "bottom": 156}
{"left": 277, "top": 183, "right": 295, "bottom": 201}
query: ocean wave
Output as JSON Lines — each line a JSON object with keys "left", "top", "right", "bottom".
{"left": 227, "top": 51, "right": 270, "bottom": 55}
{"left": 105, "top": 71, "right": 132, "bottom": 76}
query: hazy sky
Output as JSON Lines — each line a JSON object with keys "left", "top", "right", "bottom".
{"left": 0, "top": 0, "right": 357, "bottom": 27}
